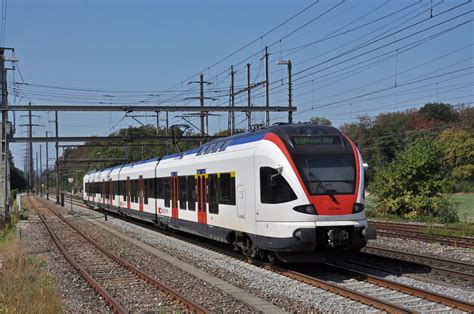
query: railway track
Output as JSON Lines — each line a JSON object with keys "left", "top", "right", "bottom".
{"left": 363, "top": 246, "right": 474, "bottom": 283}
{"left": 51, "top": 195, "right": 474, "bottom": 313}
{"left": 368, "top": 220, "right": 474, "bottom": 248}
{"left": 28, "top": 195, "right": 207, "bottom": 313}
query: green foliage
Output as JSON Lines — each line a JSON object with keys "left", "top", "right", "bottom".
{"left": 370, "top": 137, "right": 459, "bottom": 223}
{"left": 418, "top": 102, "right": 459, "bottom": 124}
{"left": 438, "top": 128, "right": 474, "bottom": 183}
{"left": 310, "top": 116, "right": 332, "bottom": 125}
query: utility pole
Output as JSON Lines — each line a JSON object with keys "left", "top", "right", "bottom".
{"left": 165, "top": 112, "right": 169, "bottom": 155}
{"left": 55, "top": 111, "right": 59, "bottom": 204}
{"left": 229, "top": 65, "right": 235, "bottom": 135}
{"left": 187, "top": 75, "right": 214, "bottom": 144}
{"left": 156, "top": 111, "right": 160, "bottom": 135}
{"left": 277, "top": 59, "right": 293, "bottom": 123}
{"left": 0, "top": 48, "right": 12, "bottom": 224}
{"left": 264, "top": 46, "right": 270, "bottom": 126}
{"left": 35, "top": 152, "right": 39, "bottom": 193}
{"left": 246, "top": 63, "right": 251, "bottom": 131}
{"left": 45, "top": 131, "right": 49, "bottom": 199}
{"left": 39, "top": 145, "right": 43, "bottom": 196}
{"left": 28, "top": 102, "right": 33, "bottom": 187}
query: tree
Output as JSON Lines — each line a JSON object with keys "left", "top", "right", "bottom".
{"left": 439, "top": 128, "right": 474, "bottom": 186}
{"left": 370, "top": 137, "right": 458, "bottom": 223}
{"left": 310, "top": 116, "right": 332, "bottom": 125}
{"left": 417, "top": 103, "right": 459, "bottom": 125}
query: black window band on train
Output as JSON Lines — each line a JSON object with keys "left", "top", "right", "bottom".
{"left": 293, "top": 153, "right": 356, "bottom": 195}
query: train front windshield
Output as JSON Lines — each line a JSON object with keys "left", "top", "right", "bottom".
{"left": 293, "top": 153, "right": 356, "bottom": 195}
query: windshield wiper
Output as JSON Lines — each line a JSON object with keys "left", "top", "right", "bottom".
{"left": 306, "top": 159, "right": 339, "bottom": 204}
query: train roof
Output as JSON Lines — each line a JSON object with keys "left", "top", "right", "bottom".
{"left": 86, "top": 123, "right": 342, "bottom": 176}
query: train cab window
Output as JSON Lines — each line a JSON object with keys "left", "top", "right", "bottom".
{"left": 164, "top": 178, "right": 171, "bottom": 207}
{"left": 208, "top": 174, "right": 219, "bottom": 214}
{"left": 219, "top": 173, "right": 235, "bottom": 205}
{"left": 187, "top": 176, "right": 196, "bottom": 211}
{"left": 179, "top": 176, "right": 187, "bottom": 209}
{"left": 260, "top": 167, "right": 297, "bottom": 204}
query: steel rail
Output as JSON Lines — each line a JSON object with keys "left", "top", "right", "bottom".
{"left": 369, "top": 221, "right": 474, "bottom": 248}
{"left": 60, "top": 196, "right": 410, "bottom": 313}
{"left": 266, "top": 264, "right": 412, "bottom": 314}
{"left": 61, "top": 196, "right": 474, "bottom": 313}
{"left": 29, "top": 195, "right": 127, "bottom": 314}
{"left": 363, "top": 246, "right": 474, "bottom": 281}
{"left": 32, "top": 195, "right": 208, "bottom": 314}
{"left": 324, "top": 263, "right": 474, "bottom": 312}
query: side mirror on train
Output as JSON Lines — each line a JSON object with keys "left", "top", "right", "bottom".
{"left": 270, "top": 166, "right": 283, "bottom": 185}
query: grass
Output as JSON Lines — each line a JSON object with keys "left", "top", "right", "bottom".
{"left": 0, "top": 195, "right": 63, "bottom": 313}
{"left": 451, "top": 193, "right": 474, "bottom": 223}
{"left": 366, "top": 193, "right": 474, "bottom": 237}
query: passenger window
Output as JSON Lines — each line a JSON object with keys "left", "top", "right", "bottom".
{"left": 260, "top": 167, "right": 297, "bottom": 204}
{"left": 164, "top": 178, "right": 170, "bottom": 207}
{"left": 143, "top": 178, "right": 148, "bottom": 205}
{"left": 187, "top": 176, "right": 196, "bottom": 211}
{"left": 219, "top": 173, "right": 235, "bottom": 205}
{"left": 208, "top": 174, "right": 219, "bottom": 214}
{"left": 179, "top": 176, "right": 187, "bottom": 209}
{"left": 156, "top": 178, "right": 163, "bottom": 199}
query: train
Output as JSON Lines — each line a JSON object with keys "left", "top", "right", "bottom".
{"left": 83, "top": 123, "right": 376, "bottom": 263}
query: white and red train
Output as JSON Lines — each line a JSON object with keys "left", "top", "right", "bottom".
{"left": 83, "top": 123, "right": 375, "bottom": 262}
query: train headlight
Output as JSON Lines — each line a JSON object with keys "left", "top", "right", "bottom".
{"left": 293, "top": 204, "right": 317, "bottom": 215}
{"left": 352, "top": 203, "right": 365, "bottom": 213}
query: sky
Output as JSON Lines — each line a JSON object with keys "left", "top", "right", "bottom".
{"left": 3, "top": 0, "right": 474, "bottom": 172}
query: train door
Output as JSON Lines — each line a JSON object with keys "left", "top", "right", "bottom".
{"left": 171, "top": 175, "right": 178, "bottom": 219}
{"left": 126, "top": 177, "right": 131, "bottom": 209}
{"left": 109, "top": 179, "right": 113, "bottom": 206}
{"left": 92, "top": 181, "right": 95, "bottom": 203}
{"left": 139, "top": 175, "right": 144, "bottom": 212}
{"left": 196, "top": 174, "right": 208, "bottom": 224}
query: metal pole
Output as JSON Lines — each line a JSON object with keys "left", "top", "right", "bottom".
{"left": 230, "top": 65, "right": 235, "bottom": 135}
{"left": 156, "top": 111, "right": 159, "bottom": 135}
{"left": 45, "top": 131, "right": 49, "bottom": 198}
{"left": 165, "top": 111, "right": 169, "bottom": 155}
{"left": 246, "top": 63, "right": 251, "bottom": 131}
{"left": 40, "top": 144, "right": 43, "bottom": 196}
{"left": 55, "top": 111, "right": 59, "bottom": 204}
{"left": 28, "top": 102, "right": 33, "bottom": 187}
{"left": 264, "top": 46, "right": 270, "bottom": 126}
{"left": 199, "top": 74, "right": 205, "bottom": 137}
{"left": 36, "top": 152, "right": 39, "bottom": 194}
{"left": 288, "top": 60, "right": 293, "bottom": 124}
{"left": 0, "top": 49, "right": 9, "bottom": 223}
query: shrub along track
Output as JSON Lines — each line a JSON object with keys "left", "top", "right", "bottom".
{"left": 59, "top": 194, "right": 474, "bottom": 313}
{"left": 28, "top": 194, "right": 207, "bottom": 314}
{"left": 368, "top": 220, "right": 474, "bottom": 248}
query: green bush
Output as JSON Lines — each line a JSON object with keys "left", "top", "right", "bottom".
{"left": 370, "top": 137, "right": 459, "bottom": 223}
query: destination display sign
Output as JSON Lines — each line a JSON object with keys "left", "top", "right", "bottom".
{"left": 293, "top": 135, "right": 340, "bottom": 145}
